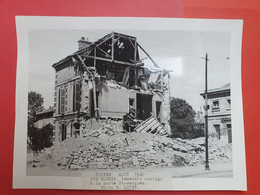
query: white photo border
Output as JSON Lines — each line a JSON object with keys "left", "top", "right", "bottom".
{"left": 13, "top": 16, "right": 246, "bottom": 190}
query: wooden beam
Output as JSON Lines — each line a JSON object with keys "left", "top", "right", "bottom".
{"left": 112, "top": 32, "right": 114, "bottom": 62}
{"left": 137, "top": 43, "right": 159, "bottom": 68}
{"left": 96, "top": 46, "right": 112, "bottom": 58}
{"left": 82, "top": 47, "right": 94, "bottom": 57}
{"left": 161, "top": 70, "right": 163, "bottom": 90}
{"left": 114, "top": 32, "right": 136, "bottom": 40}
{"left": 92, "top": 79, "right": 98, "bottom": 118}
{"left": 134, "top": 40, "right": 137, "bottom": 63}
{"left": 81, "top": 54, "right": 137, "bottom": 67}
{"left": 94, "top": 47, "right": 96, "bottom": 68}
{"left": 76, "top": 54, "right": 91, "bottom": 75}
{"left": 96, "top": 34, "right": 113, "bottom": 47}
{"left": 114, "top": 36, "right": 121, "bottom": 44}
{"left": 129, "top": 39, "right": 135, "bottom": 48}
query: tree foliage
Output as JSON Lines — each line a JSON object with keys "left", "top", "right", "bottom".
{"left": 170, "top": 97, "right": 204, "bottom": 139}
{"left": 27, "top": 91, "right": 53, "bottom": 151}
{"left": 28, "top": 124, "right": 53, "bottom": 152}
{"left": 28, "top": 91, "right": 44, "bottom": 127}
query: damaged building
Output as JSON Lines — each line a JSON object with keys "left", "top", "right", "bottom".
{"left": 52, "top": 32, "right": 171, "bottom": 143}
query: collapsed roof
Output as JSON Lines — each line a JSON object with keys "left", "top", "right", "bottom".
{"left": 52, "top": 32, "right": 170, "bottom": 83}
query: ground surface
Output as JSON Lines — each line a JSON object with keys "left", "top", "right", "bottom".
{"left": 27, "top": 131, "right": 232, "bottom": 178}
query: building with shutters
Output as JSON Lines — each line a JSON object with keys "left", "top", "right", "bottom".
{"left": 52, "top": 32, "right": 171, "bottom": 143}
{"left": 200, "top": 83, "right": 232, "bottom": 143}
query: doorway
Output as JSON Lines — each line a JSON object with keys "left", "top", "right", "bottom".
{"left": 61, "top": 124, "right": 66, "bottom": 141}
{"left": 136, "top": 94, "right": 152, "bottom": 120}
{"left": 213, "top": 124, "right": 221, "bottom": 139}
{"left": 227, "top": 124, "right": 232, "bottom": 143}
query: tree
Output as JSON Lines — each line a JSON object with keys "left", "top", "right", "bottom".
{"left": 27, "top": 91, "right": 53, "bottom": 151}
{"left": 170, "top": 97, "right": 204, "bottom": 139}
{"left": 28, "top": 124, "right": 53, "bottom": 152}
{"left": 28, "top": 91, "right": 44, "bottom": 127}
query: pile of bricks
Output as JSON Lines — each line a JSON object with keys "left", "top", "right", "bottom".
{"left": 62, "top": 148, "right": 179, "bottom": 170}
{"left": 55, "top": 136, "right": 188, "bottom": 170}
{"left": 36, "top": 132, "right": 232, "bottom": 171}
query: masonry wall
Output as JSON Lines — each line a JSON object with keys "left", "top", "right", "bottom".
{"left": 207, "top": 94, "right": 231, "bottom": 142}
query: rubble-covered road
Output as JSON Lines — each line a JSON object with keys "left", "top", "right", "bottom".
{"left": 29, "top": 131, "right": 232, "bottom": 174}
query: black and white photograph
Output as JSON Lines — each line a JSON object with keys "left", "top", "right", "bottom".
{"left": 13, "top": 17, "right": 246, "bottom": 190}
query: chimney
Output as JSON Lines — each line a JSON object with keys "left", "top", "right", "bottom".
{"left": 78, "top": 37, "right": 91, "bottom": 50}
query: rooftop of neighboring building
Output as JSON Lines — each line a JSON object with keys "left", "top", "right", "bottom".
{"left": 200, "top": 83, "right": 230, "bottom": 99}
{"left": 36, "top": 107, "right": 54, "bottom": 121}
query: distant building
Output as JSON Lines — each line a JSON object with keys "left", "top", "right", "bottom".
{"left": 194, "top": 110, "right": 204, "bottom": 124}
{"left": 200, "top": 83, "right": 232, "bottom": 143}
{"left": 52, "top": 32, "right": 171, "bottom": 143}
{"left": 34, "top": 107, "right": 54, "bottom": 129}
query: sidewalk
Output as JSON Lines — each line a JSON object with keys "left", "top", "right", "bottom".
{"left": 27, "top": 155, "right": 232, "bottom": 178}
{"left": 170, "top": 163, "right": 233, "bottom": 178}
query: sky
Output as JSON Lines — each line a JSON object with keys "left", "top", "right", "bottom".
{"left": 28, "top": 29, "right": 230, "bottom": 112}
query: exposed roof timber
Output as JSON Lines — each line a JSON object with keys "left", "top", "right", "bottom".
{"left": 114, "top": 36, "right": 121, "bottom": 44}
{"left": 95, "top": 32, "right": 136, "bottom": 48}
{"left": 111, "top": 32, "right": 115, "bottom": 61}
{"left": 76, "top": 54, "right": 92, "bottom": 75}
{"left": 96, "top": 46, "right": 112, "bottom": 58}
{"left": 129, "top": 39, "right": 135, "bottom": 48}
{"left": 140, "top": 56, "right": 149, "bottom": 61}
{"left": 81, "top": 54, "right": 141, "bottom": 67}
{"left": 134, "top": 38, "right": 137, "bottom": 63}
{"left": 52, "top": 53, "right": 75, "bottom": 68}
{"left": 96, "top": 34, "right": 113, "bottom": 47}
{"left": 53, "top": 32, "right": 162, "bottom": 69}
{"left": 83, "top": 47, "right": 94, "bottom": 57}
{"left": 137, "top": 43, "right": 159, "bottom": 68}
{"left": 113, "top": 32, "right": 136, "bottom": 40}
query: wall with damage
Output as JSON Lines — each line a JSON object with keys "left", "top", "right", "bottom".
{"left": 52, "top": 32, "right": 172, "bottom": 142}
{"left": 98, "top": 82, "right": 129, "bottom": 118}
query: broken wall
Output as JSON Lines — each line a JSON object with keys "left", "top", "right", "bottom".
{"left": 98, "top": 82, "right": 129, "bottom": 118}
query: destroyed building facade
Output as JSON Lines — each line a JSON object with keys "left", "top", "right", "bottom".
{"left": 52, "top": 32, "right": 171, "bottom": 143}
{"left": 200, "top": 83, "right": 232, "bottom": 143}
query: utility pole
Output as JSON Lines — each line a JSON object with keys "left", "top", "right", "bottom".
{"left": 203, "top": 53, "right": 210, "bottom": 171}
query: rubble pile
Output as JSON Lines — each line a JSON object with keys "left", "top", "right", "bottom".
{"left": 82, "top": 119, "right": 124, "bottom": 137}
{"left": 184, "top": 137, "right": 232, "bottom": 166}
{"left": 35, "top": 132, "right": 232, "bottom": 171}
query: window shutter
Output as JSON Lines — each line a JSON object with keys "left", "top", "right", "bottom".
{"left": 60, "top": 88, "right": 65, "bottom": 114}
{"left": 73, "top": 82, "right": 81, "bottom": 112}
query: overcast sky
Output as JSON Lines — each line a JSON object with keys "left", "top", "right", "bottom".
{"left": 28, "top": 30, "right": 230, "bottom": 112}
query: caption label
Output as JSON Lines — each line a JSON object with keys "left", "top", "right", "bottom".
{"left": 81, "top": 171, "right": 172, "bottom": 190}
